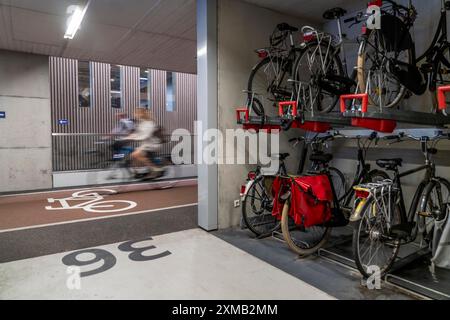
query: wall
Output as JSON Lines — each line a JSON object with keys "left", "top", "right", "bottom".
{"left": 0, "top": 50, "right": 52, "bottom": 193}
{"left": 217, "top": 0, "right": 317, "bottom": 228}
{"left": 324, "top": 0, "right": 450, "bottom": 206}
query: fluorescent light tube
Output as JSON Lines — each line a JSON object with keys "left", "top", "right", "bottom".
{"left": 64, "top": 1, "right": 90, "bottom": 39}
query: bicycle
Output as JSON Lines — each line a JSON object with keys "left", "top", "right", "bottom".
{"left": 247, "top": 23, "right": 301, "bottom": 117}
{"left": 87, "top": 140, "right": 172, "bottom": 185}
{"left": 352, "top": 131, "right": 450, "bottom": 278}
{"left": 241, "top": 135, "right": 346, "bottom": 238}
{"left": 280, "top": 132, "right": 389, "bottom": 256}
{"left": 292, "top": 8, "right": 357, "bottom": 114}
{"left": 355, "top": 0, "right": 450, "bottom": 109}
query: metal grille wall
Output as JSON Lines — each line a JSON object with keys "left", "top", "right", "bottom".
{"left": 50, "top": 57, "right": 197, "bottom": 172}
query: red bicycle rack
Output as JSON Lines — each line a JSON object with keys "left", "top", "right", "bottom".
{"left": 340, "top": 93, "right": 397, "bottom": 133}
{"left": 437, "top": 85, "right": 450, "bottom": 112}
{"left": 278, "top": 101, "right": 331, "bottom": 133}
{"left": 278, "top": 101, "right": 298, "bottom": 118}
{"left": 236, "top": 108, "right": 249, "bottom": 123}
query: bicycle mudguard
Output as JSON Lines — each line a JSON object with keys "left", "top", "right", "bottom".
{"left": 389, "top": 59, "right": 427, "bottom": 95}
{"left": 379, "top": 14, "right": 413, "bottom": 52}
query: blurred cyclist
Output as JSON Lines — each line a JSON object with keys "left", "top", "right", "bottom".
{"left": 126, "top": 108, "right": 163, "bottom": 179}
{"left": 111, "top": 112, "right": 135, "bottom": 155}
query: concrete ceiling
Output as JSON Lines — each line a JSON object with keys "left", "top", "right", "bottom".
{"left": 243, "top": 0, "right": 364, "bottom": 23}
{"left": 0, "top": 0, "right": 196, "bottom": 73}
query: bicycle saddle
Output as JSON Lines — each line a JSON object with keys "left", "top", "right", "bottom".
{"left": 310, "top": 153, "right": 333, "bottom": 164}
{"left": 323, "top": 7, "right": 347, "bottom": 20}
{"left": 376, "top": 158, "right": 403, "bottom": 170}
{"left": 276, "top": 23, "right": 299, "bottom": 32}
{"left": 273, "top": 153, "right": 290, "bottom": 161}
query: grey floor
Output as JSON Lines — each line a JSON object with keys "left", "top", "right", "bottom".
{"left": 214, "top": 227, "right": 415, "bottom": 300}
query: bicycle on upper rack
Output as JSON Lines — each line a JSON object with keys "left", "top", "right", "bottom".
{"left": 352, "top": 131, "right": 450, "bottom": 278}
{"left": 280, "top": 131, "right": 389, "bottom": 256}
{"left": 291, "top": 8, "right": 357, "bottom": 114}
{"left": 240, "top": 134, "right": 347, "bottom": 238}
{"left": 354, "top": 0, "right": 450, "bottom": 109}
{"left": 247, "top": 22, "right": 301, "bottom": 117}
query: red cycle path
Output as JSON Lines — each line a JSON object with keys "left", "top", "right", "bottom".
{"left": 0, "top": 184, "right": 197, "bottom": 231}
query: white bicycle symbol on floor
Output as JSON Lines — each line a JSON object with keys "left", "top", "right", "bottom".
{"left": 45, "top": 189, "right": 137, "bottom": 213}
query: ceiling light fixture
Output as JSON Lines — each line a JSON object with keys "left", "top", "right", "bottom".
{"left": 64, "top": 1, "right": 91, "bottom": 39}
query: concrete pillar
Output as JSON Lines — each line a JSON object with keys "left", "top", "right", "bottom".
{"left": 196, "top": 0, "right": 218, "bottom": 230}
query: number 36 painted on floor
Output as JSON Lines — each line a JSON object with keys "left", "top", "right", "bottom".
{"left": 62, "top": 238, "right": 171, "bottom": 277}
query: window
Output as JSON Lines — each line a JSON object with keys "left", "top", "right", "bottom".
{"left": 140, "top": 69, "right": 150, "bottom": 108}
{"left": 78, "top": 61, "right": 91, "bottom": 108}
{"left": 110, "top": 65, "right": 122, "bottom": 109}
{"left": 166, "top": 71, "right": 176, "bottom": 112}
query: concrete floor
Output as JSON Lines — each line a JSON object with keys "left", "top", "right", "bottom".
{"left": 214, "top": 227, "right": 415, "bottom": 300}
{"left": 0, "top": 228, "right": 335, "bottom": 300}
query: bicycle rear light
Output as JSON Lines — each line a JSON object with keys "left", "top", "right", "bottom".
{"left": 256, "top": 49, "right": 268, "bottom": 59}
{"left": 302, "top": 32, "right": 316, "bottom": 43}
{"left": 248, "top": 172, "right": 257, "bottom": 180}
{"left": 361, "top": 25, "right": 368, "bottom": 35}
{"left": 368, "top": 0, "right": 382, "bottom": 7}
{"left": 240, "top": 185, "right": 246, "bottom": 196}
{"left": 354, "top": 188, "right": 370, "bottom": 199}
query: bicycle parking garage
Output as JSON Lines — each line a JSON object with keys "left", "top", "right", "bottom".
{"left": 0, "top": 0, "right": 450, "bottom": 307}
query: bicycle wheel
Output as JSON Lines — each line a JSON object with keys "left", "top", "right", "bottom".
{"left": 329, "top": 167, "right": 346, "bottom": 204}
{"left": 293, "top": 40, "right": 345, "bottom": 113}
{"left": 357, "top": 29, "right": 412, "bottom": 109}
{"left": 247, "top": 56, "right": 294, "bottom": 117}
{"left": 417, "top": 178, "right": 450, "bottom": 246}
{"left": 281, "top": 198, "right": 332, "bottom": 256}
{"left": 352, "top": 195, "right": 401, "bottom": 278}
{"left": 242, "top": 175, "right": 281, "bottom": 237}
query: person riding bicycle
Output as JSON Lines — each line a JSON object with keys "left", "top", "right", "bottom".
{"left": 111, "top": 112, "right": 135, "bottom": 155}
{"left": 125, "top": 108, "right": 163, "bottom": 180}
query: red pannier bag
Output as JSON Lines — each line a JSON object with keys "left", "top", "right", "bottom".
{"left": 289, "top": 175, "right": 333, "bottom": 228}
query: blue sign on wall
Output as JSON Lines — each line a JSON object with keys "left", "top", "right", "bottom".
{"left": 58, "top": 119, "right": 69, "bottom": 125}
{"left": 0, "top": 111, "right": 5, "bottom": 119}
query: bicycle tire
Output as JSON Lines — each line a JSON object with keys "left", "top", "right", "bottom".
{"left": 281, "top": 198, "right": 332, "bottom": 256}
{"left": 417, "top": 177, "right": 450, "bottom": 245}
{"left": 247, "top": 56, "right": 295, "bottom": 117}
{"left": 352, "top": 196, "right": 401, "bottom": 278}
{"left": 292, "top": 40, "right": 345, "bottom": 113}
{"left": 241, "top": 175, "right": 281, "bottom": 237}
{"left": 329, "top": 167, "right": 347, "bottom": 204}
{"left": 357, "top": 29, "right": 411, "bottom": 109}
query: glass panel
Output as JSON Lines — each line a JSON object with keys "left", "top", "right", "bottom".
{"left": 166, "top": 71, "right": 176, "bottom": 112}
{"left": 140, "top": 69, "right": 150, "bottom": 108}
{"left": 111, "top": 65, "right": 122, "bottom": 109}
{"left": 78, "top": 61, "right": 91, "bottom": 108}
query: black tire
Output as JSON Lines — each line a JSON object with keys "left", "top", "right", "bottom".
{"left": 352, "top": 195, "right": 401, "bottom": 278}
{"left": 329, "top": 167, "right": 347, "bottom": 204}
{"left": 281, "top": 197, "right": 332, "bottom": 256}
{"left": 242, "top": 175, "right": 281, "bottom": 237}
{"left": 247, "top": 56, "right": 294, "bottom": 117}
{"left": 293, "top": 40, "right": 345, "bottom": 113}
{"left": 417, "top": 178, "right": 450, "bottom": 246}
